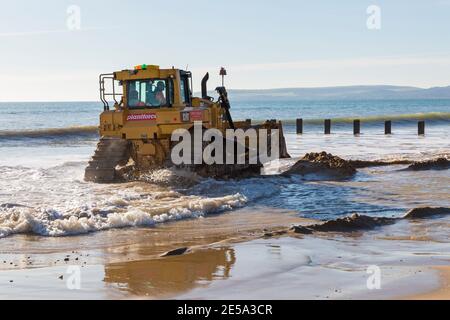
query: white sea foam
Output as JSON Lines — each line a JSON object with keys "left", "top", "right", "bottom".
{"left": 0, "top": 160, "right": 254, "bottom": 238}
{"left": 0, "top": 192, "right": 247, "bottom": 238}
{"left": 139, "top": 168, "right": 201, "bottom": 187}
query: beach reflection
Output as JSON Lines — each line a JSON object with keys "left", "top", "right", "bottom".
{"left": 103, "top": 247, "right": 236, "bottom": 297}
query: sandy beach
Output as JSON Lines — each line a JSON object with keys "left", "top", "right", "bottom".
{"left": 407, "top": 267, "right": 450, "bottom": 300}
{"left": 1, "top": 204, "right": 449, "bottom": 300}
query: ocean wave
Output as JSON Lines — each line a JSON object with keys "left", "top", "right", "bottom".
{"left": 270, "top": 112, "right": 450, "bottom": 125}
{"left": 0, "top": 126, "right": 98, "bottom": 139}
{"left": 0, "top": 163, "right": 250, "bottom": 238}
{"left": 0, "top": 112, "right": 448, "bottom": 141}
{"left": 0, "top": 193, "right": 247, "bottom": 238}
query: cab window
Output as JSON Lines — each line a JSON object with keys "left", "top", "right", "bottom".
{"left": 180, "top": 76, "right": 191, "bottom": 105}
{"left": 128, "top": 79, "right": 168, "bottom": 108}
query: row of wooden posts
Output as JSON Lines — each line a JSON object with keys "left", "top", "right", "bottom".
{"left": 295, "top": 119, "right": 426, "bottom": 135}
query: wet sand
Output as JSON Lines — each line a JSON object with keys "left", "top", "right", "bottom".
{"left": 1, "top": 208, "right": 449, "bottom": 299}
{"left": 0, "top": 207, "right": 314, "bottom": 299}
{"left": 407, "top": 267, "right": 450, "bottom": 300}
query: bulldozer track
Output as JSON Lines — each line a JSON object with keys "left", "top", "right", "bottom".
{"left": 84, "top": 137, "right": 130, "bottom": 183}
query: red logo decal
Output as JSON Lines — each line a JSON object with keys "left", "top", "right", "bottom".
{"left": 126, "top": 113, "right": 157, "bottom": 121}
{"left": 190, "top": 110, "right": 203, "bottom": 121}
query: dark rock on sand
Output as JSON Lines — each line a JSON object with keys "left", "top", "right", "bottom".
{"left": 291, "top": 225, "right": 313, "bottom": 234}
{"left": 310, "top": 214, "right": 396, "bottom": 232}
{"left": 403, "top": 207, "right": 450, "bottom": 219}
{"left": 263, "top": 230, "right": 288, "bottom": 237}
{"left": 295, "top": 213, "right": 396, "bottom": 233}
{"left": 161, "top": 247, "right": 189, "bottom": 257}
{"left": 348, "top": 159, "right": 412, "bottom": 168}
{"left": 284, "top": 152, "right": 356, "bottom": 178}
{"left": 290, "top": 206, "right": 450, "bottom": 236}
{"left": 404, "top": 158, "right": 450, "bottom": 171}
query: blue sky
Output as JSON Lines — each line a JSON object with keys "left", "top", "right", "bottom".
{"left": 0, "top": 0, "right": 449, "bottom": 101}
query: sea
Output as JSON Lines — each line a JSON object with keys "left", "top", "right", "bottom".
{"left": 0, "top": 99, "right": 449, "bottom": 238}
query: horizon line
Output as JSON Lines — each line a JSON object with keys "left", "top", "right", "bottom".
{"left": 1, "top": 84, "right": 450, "bottom": 103}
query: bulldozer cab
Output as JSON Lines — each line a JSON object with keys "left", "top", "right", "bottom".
{"left": 100, "top": 65, "right": 193, "bottom": 111}
{"left": 97, "top": 64, "right": 229, "bottom": 144}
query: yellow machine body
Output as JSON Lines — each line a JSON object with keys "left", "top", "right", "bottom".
{"left": 85, "top": 65, "right": 289, "bottom": 182}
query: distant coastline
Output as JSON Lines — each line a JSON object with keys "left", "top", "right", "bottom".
{"left": 219, "top": 85, "right": 450, "bottom": 101}
{"left": 1, "top": 85, "right": 450, "bottom": 103}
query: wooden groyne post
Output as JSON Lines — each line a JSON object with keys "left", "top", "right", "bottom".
{"left": 418, "top": 121, "right": 425, "bottom": 135}
{"left": 291, "top": 118, "right": 426, "bottom": 135}
{"left": 296, "top": 118, "right": 303, "bottom": 134}
{"left": 353, "top": 119, "right": 360, "bottom": 135}
{"left": 324, "top": 119, "right": 331, "bottom": 134}
{"left": 385, "top": 121, "right": 392, "bottom": 134}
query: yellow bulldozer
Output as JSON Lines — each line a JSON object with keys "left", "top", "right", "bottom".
{"left": 84, "top": 65, "right": 290, "bottom": 183}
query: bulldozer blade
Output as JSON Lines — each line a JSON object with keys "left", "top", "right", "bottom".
{"left": 278, "top": 121, "right": 290, "bottom": 159}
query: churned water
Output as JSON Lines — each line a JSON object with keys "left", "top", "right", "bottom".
{"left": 0, "top": 99, "right": 449, "bottom": 238}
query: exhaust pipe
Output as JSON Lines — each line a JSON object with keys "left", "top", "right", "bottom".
{"left": 201, "top": 72, "right": 209, "bottom": 99}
